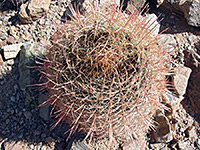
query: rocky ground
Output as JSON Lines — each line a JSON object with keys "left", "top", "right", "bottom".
{"left": 0, "top": 0, "right": 200, "bottom": 150}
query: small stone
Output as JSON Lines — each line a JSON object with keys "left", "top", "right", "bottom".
{"left": 41, "top": 133, "right": 46, "bottom": 139}
{"left": 29, "top": 144, "right": 34, "bottom": 149}
{"left": 24, "top": 111, "right": 32, "bottom": 119}
{"left": 34, "top": 130, "right": 40, "bottom": 136}
{"left": 6, "top": 36, "right": 15, "bottom": 44}
{"left": 170, "top": 15, "right": 175, "bottom": 19}
{"left": 0, "top": 40, "right": 7, "bottom": 47}
{"left": 18, "top": 111, "right": 22, "bottom": 117}
{"left": 31, "top": 122, "right": 37, "bottom": 129}
{"left": 10, "top": 96, "right": 15, "bottom": 102}
{"left": 9, "top": 26, "right": 16, "bottom": 36}
{"left": 151, "top": 110, "right": 173, "bottom": 143}
{"left": 7, "top": 66, "right": 12, "bottom": 71}
{"left": 7, "top": 59, "right": 15, "bottom": 65}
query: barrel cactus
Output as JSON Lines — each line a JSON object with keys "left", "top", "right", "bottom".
{"left": 41, "top": 3, "right": 171, "bottom": 149}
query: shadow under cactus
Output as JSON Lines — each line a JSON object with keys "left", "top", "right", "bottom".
{"left": 0, "top": 48, "right": 88, "bottom": 150}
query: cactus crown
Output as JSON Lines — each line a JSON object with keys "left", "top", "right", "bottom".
{"left": 41, "top": 3, "right": 171, "bottom": 149}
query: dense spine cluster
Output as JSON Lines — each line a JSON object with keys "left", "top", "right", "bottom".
{"left": 41, "top": 3, "right": 171, "bottom": 149}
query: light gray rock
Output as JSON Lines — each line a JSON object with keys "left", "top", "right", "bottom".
{"left": 2, "top": 43, "right": 23, "bottom": 60}
{"left": 158, "top": 34, "right": 177, "bottom": 49}
{"left": 173, "top": 66, "right": 192, "bottom": 96}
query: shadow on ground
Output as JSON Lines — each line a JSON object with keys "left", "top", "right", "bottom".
{"left": 0, "top": 54, "right": 86, "bottom": 150}
{"left": 182, "top": 40, "right": 200, "bottom": 124}
{"left": 148, "top": 5, "right": 200, "bottom": 35}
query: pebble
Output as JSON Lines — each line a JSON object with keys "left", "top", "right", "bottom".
{"left": 9, "top": 26, "right": 16, "bottom": 36}
{"left": 24, "top": 111, "right": 32, "bottom": 120}
{"left": 6, "top": 36, "right": 15, "bottom": 44}
{"left": 10, "top": 96, "right": 15, "bottom": 102}
{"left": 41, "top": 133, "right": 46, "bottom": 139}
{"left": 34, "top": 130, "right": 40, "bottom": 136}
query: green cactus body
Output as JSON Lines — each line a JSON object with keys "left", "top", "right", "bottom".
{"left": 42, "top": 3, "right": 171, "bottom": 149}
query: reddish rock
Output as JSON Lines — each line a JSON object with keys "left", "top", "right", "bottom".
{"left": 18, "top": 0, "right": 51, "bottom": 23}
{"left": 18, "top": 4, "right": 33, "bottom": 23}
{"left": 28, "top": 0, "right": 51, "bottom": 20}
